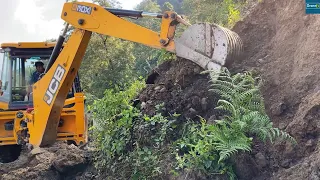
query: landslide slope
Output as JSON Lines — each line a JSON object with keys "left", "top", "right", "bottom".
{"left": 231, "top": 0, "right": 320, "bottom": 179}
{"left": 140, "top": 0, "right": 320, "bottom": 179}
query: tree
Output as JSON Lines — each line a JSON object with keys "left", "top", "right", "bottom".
{"left": 77, "top": 0, "right": 138, "bottom": 98}
{"left": 92, "top": 0, "right": 121, "bottom": 8}
{"left": 129, "top": 0, "right": 165, "bottom": 77}
{"left": 156, "top": 0, "right": 184, "bottom": 13}
{"left": 79, "top": 34, "right": 136, "bottom": 98}
{"left": 161, "top": 2, "right": 174, "bottom": 12}
{"left": 181, "top": 0, "right": 242, "bottom": 28}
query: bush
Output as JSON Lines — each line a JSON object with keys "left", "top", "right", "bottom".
{"left": 90, "top": 80, "right": 179, "bottom": 179}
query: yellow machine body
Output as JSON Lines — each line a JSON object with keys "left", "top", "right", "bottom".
{"left": 0, "top": 42, "right": 87, "bottom": 146}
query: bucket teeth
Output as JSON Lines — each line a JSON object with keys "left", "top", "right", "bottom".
{"left": 175, "top": 23, "right": 243, "bottom": 71}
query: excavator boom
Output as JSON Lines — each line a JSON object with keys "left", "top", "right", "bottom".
{"left": 22, "top": 2, "right": 243, "bottom": 147}
{"left": 61, "top": 2, "right": 242, "bottom": 70}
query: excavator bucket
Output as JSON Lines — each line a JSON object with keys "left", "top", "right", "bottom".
{"left": 175, "top": 23, "right": 243, "bottom": 72}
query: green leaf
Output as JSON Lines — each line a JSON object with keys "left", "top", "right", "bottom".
{"left": 204, "top": 160, "right": 212, "bottom": 168}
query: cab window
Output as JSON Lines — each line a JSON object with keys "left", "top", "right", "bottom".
{"left": 11, "top": 57, "right": 28, "bottom": 102}
{"left": 0, "top": 52, "right": 11, "bottom": 101}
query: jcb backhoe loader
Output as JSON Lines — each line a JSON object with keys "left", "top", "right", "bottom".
{"left": 0, "top": 2, "right": 242, "bottom": 154}
{"left": 0, "top": 42, "right": 88, "bottom": 162}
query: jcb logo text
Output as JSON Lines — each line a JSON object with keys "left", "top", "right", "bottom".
{"left": 43, "top": 65, "right": 65, "bottom": 105}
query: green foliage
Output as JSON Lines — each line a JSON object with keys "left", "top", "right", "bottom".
{"left": 207, "top": 68, "right": 296, "bottom": 144}
{"left": 90, "top": 81, "right": 180, "bottom": 179}
{"left": 90, "top": 80, "right": 145, "bottom": 154}
{"left": 136, "top": 0, "right": 162, "bottom": 14}
{"left": 225, "top": 0, "right": 242, "bottom": 27}
{"left": 157, "top": 49, "right": 176, "bottom": 65}
{"left": 156, "top": 0, "right": 184, "bottom": 13}
{"left": 80, "top": 34, "right": 136, "bottom": 98}
{"left": 175, "top": 118, "right": 244, "bottom": 179}
{"left": 174, "top": 68, "right": 296, "bottom": 179}
{"left": 92, "top": 0, "right": 121, "bottom": 8}
{"left": 161, "top": 2, "right": 174, "bottom": 12}
{"left": 131, "top": 0, "right": 176, "bottom": 77}
{"left": 181, "top": 0, "right": 244, "bottom": 27}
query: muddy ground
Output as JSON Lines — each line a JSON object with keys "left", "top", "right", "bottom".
{"left": 2, "top": 0, "right": 320, "bottom": 179}
{"left": 0, "top": 142, "right": 96, "bottom": 180}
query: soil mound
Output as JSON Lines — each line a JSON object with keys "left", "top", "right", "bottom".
{"left": 139, "top": 58, "right": 218, "bottom": 120}
{"left": 0, "top": 142, "right": 95, "bottom": 180}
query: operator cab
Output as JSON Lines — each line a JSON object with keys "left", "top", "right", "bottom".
{"left": 0, "top": 42, "right": 81, "bottom": 111}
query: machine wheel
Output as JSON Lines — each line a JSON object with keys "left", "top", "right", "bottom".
{"left": 0, "top": 145, "right": 22, "bottom": 163}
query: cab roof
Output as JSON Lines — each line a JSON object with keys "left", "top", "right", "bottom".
{"left": 1, "top": 42, "right": 65, "bottom": 58}
{"left": 0, "top": 42, "right": 65, "bottom": 49}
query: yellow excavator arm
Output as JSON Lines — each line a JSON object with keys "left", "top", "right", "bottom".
{"left": 27, "top": 2, "right": 243, "bottom": 147}
{"left": 63, "top": 3, "right": 178, "bottom": 51}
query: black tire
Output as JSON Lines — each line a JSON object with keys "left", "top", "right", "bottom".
{"left": 0, "top": 145, "right": 22, "bottom": 163}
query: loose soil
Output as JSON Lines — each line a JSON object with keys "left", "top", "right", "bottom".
{"left": 140, "top": 58, "right": 219, "bottom": 121}
{"left": 0, "top": 142, "right": 96, "bottom": 180}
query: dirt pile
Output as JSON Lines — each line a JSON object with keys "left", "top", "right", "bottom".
{"left": 0, "top": 142, "right": 96, "bottom": 180}
{"left": 139, "top": 59, "right": 219, "bottom": 120}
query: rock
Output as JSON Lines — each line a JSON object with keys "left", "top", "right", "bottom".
{"left": 160, "top": 87, "right": 166, "bottom": 92}
{"left": 278, "top": 122, "right": 287, "bottom": 130}
{"left": 201, "top": 98, "right": 208, "bottom": 111}
{"left": 154, "top": 86, "right": 161, "bottom": 91}
{"left": 84, "top": 172, "right": 95, "bottom": 179}
{"left": 280, "top": 159, "right": 291, "bottom": 168}
{"left": 271, "top": 102, "right": 287, "bottom": 116}
{"left": 273, "top": 149, "right": 320, "bottom": 179}
{"left": 31, "top": 147, "right": 43, "bottom": 155}
{"left": 26, "top": 143, "right": 34, "bottom": 151}
{"left": 255, "top": 152, "right": 267, "bottom": 168}
{"left": 287, "top": 113, "right": 294, "bottom": 118}
{"left": 189, "top": 108, "right": 196, "bottom": 114}
{"left": 207, "top": 115, "right": 217, "bottom": 124}
{"left": 233, "top": 153, "right": 259, "bottom": 179}
{"left": 193, "top": 66, "right": 201, "bottom": 74}
{"left": 306, "top": 139, "right": 315, "bottom": 147}
{"left": 141, "top": 102, "right": 146, "bottom": 109}
{"left": 191, "top": 96, "right": 201, "bottom": 107}
{"left": 187, "top": 108, "right": 197, "bottom": 118}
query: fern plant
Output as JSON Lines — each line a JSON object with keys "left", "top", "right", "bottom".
{"left": 175, "top": 118, "right": 242, "bottom": 179}
{"left": 207, "top": 67, "right": 296, "bottom": 144}
{"left": 175, "top": 68, "right": 296, "bottom": 179}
